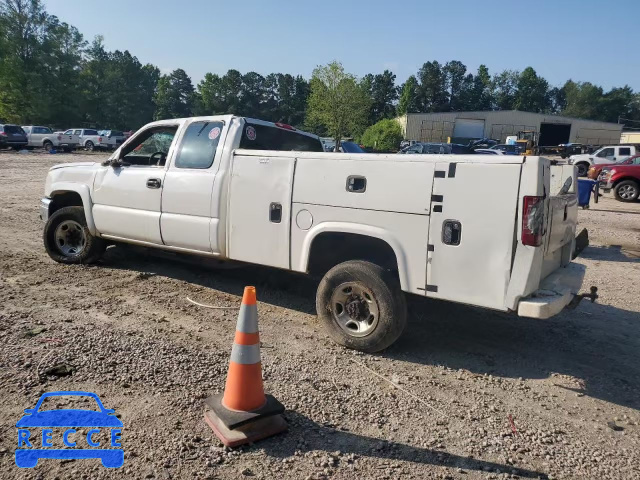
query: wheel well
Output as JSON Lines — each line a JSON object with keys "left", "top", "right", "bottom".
{"left": 50, "top": 191, "right": 83, "bottom": 215}
{"left": 307, "top": 232, "right": 399, "bottom": 276}
{"left": 613, "top": 177, "right": 639, "bottom": 186}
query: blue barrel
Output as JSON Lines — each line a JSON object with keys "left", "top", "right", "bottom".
{"left": 577, "top": 179, "right": 598, "bottom": 207}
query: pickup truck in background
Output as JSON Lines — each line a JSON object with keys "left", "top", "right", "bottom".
{"left": 40, "top": 115, "right": 589, "bottom": 352}
{"left": 98, "top": 130, "right": 126, "bottom": 149}
{"left": 598, "top": 163, "right": 640, "bottom": 202}
{"left": 62, "top": 128, "right": 116, "bottom": 151}
{"left": 23, "top": 125, "right": 77, "bottom": 152}
{"left": 569, "top": 145, "right": 637, "bottom": 176}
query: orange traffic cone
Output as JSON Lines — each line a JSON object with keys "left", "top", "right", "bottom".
{"left": 204, "top": 286, "right": 287, "bottom": 447}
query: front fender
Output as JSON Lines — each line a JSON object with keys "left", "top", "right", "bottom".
{"left": 46, "top": 182, "right": 96, "bottom": 235}
{"left": 295, "top": 221, "right": 410, "bottom": 291}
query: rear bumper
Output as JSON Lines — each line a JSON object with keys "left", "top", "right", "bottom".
{"left": 517, "top": 262, "right": 586, "bottom": 319}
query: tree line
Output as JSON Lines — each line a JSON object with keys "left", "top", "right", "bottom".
{"left": 1, "top": 0, "right": 639, "bottom": 137}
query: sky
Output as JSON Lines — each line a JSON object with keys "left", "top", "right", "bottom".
{"left": 44, "top": 0, "right": 640, "bottom": 91}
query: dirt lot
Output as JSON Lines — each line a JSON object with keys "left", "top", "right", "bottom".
{"left": 0, "top": 151, "right": 639, "bottom": 480}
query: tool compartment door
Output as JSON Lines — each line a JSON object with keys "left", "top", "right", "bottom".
{"left": 426, "top": 161, "right": 522, "bottom": 310}
{"left": 228, "top": 154, "right": 295, "bottom": 269}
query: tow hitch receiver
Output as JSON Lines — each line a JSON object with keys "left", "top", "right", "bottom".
{"left": 567, "top": 286, "right": 598, "bottom": 310}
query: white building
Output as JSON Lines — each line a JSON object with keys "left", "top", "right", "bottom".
{"left": 396, "top": 110, "right": 623, "bottom": 146}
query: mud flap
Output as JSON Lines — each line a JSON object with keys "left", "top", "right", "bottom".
{"left": 573, "top": 228, "right": 589, "bottom": 259}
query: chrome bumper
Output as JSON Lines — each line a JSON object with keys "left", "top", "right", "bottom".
{"left": 40, "top": 197, "right": 52, "bottom": 222}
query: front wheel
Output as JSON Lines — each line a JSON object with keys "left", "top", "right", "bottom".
{"left": 614, "top": 180, "right": 639, "bottom": 202}
{"left": 44, "top": 206, "right": 106, "bottom": 264}
{"left": 316, "top": 260, "right": 407, "bottom": 353}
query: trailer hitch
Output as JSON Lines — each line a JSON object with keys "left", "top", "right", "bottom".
{"left": 567, "top": 286, "right": 598, "bottom": 310}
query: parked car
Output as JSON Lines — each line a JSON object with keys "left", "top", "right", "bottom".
{"left": 22, "top": 125, "right": 78, "bottom": 152}
{"left": 587, "top": 155, "right": 640, "bottom": 179}
{"left": 62, "top": 129, "right": 116, "bottom": 151}
{"left": 490, "top": 144, "right": 523, "bottom": 155}
{"left": 598, "top": 164, "right": 640, "bottom": 202}
{"left": 474, "top": 148, "right": 504, "bottom": 155}
{"left": 569, "top": 145, "right": 638, "bottom": 176}
{"left": 39, "top": 115, "right": 587, "bottom": 352}
{"left": 98, "top": 130, "right": 126, "bottom": 148}
{"left": 333, "top": 141, "right": 366, "bottom": 153}
{"left": 0, "top": 124, "right": 28, "bottom": 150}
{"left": 401, "top": 142, "right": 475, "bottom": 154}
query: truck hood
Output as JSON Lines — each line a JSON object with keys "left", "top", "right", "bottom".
{"left": 49, "top": 162, "right": 99, "bottom": 171}
{"left": 569, "top": 154, "right": 592, "bottom": 163}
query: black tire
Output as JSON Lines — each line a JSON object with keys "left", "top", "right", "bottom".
{"left": 316, "top": 260, "right": 407, "bottom": 353}
{"left": 43, "top": 141, "right": 53, "bottom": 152}
{"left": 43, "top": 206, "right": 106, "bottom": 264}
{"left": 85, "top": 140, "right": 94, "bottom": 151}
{"left": 614, "top": 180, "right": 640, "bottom": 202}
{"left": 575, "top": 162, "right": 589, "bottom": 177}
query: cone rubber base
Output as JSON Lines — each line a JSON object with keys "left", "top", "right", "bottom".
{"left": 204, "top": 410, "right": 287, "bottom": 447}
{"left": 205, "top": 393, "right": 285, "bottom": 429}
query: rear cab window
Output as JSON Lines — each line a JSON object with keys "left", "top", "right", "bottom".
{"left": 239, "top": 123, "right": 323, "bottom": 152}
{"left": 84, "top": 129, "right": 99, "bottom": 136}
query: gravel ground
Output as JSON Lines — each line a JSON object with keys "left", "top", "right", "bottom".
{"left": 0, "top": 151, "right": 639, "bottom": 480}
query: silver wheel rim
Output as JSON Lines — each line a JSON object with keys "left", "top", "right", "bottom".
{"left": 618, "top": 184, "right": 637, "bottom": 199}
{"left": 54, "top": 220, "right": 86, "bottom": 257}
{"left": 330, "top": 282, "right": 379, "bottom": 337}
{"left": 86, "top": 142, "right": 93, "bottom": 151}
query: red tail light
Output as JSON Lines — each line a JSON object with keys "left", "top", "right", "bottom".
{"left": 522, "top": 196, "right": 545, "bottom": 246}
{"left": 275, "top": 122, "right": 295, "bottom": 131}
{"left": 98, "top": 136, "right": 102, "bottom": 142}
{"left": 0, "top": 132, "right": 7, "bottom": 137}
{"left": 57, "top": 135, "right": 62, "bottom": 141}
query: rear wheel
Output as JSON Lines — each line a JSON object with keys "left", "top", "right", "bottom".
{"left": 316, "top": 260, "right": 407, "bottom": 352}
{"left": 44, "top": 206, "right": 106, "bottom": 264}
{"left": 614, "top": 180, "right": 639, "bottom": 202}
{"left": 575, "top": 162, "right": 589, "bottom": 177}
{"left": 43, "top": 140, "right": 53, "bottom": 152}
{"left": 85, "top": 140, "right": 94, "bottom": 151}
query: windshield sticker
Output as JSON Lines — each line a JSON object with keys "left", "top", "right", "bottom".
{"left": 245, "top": 126, "right": 257, "bottom": 141}
{"left": 208, "top": 127, "right": 221, "bottom": 141}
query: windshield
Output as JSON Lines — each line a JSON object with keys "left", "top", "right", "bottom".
{"left": 239, "top": 123, "right": 323, "bottom": 152}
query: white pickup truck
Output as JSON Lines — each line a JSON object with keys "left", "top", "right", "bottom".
{"left": 569, "top": 145, "right": 637, "bottom": 176}
{"left": 61, "top": 128, "right": 117, "bottom": 151}
{"left": 40, "top": 115, "right": 589, "bottom": 352}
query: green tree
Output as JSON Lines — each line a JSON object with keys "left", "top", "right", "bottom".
{"left": 514, "top": 67, "right": 550, "bottom": 113}
{"left": 360, "top": 118, "right": 403, "bottom": 151}
{"left": 492, "top": 70, "right": 519, "bottom": 110}
{"left": 306, "top": 61, "right": 370, "bottom": 147}
{"left": 154, "top": 68, "right": 194, "bottom": 120}
{"left": 444, "top": 60, "right": 467, "bottom": 111}
{"left": 362, "top": 70, "right": 398, "bottom": 124}
{"left": 397, "top": 75, "right": 419, "bottom": 115}
{"left": 561, "top": 80, "right": 604, "bottom": 119}
{"left": 468, "top": 64, "right": 492, "bottom": 111}
{"left": 416, "top": 61, "right": 448, "bottom": 112}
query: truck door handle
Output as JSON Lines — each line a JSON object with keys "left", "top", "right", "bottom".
{"left": 146, "top": 178, "right": 161, "bottom": 189}
{"left": 269, "top": 203, "right": 282, "bottom": 223}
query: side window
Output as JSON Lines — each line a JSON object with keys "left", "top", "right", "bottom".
{"left": 618, "top": 147, "right": 631, "bottom": 156}
{"left": 174, "top": 121, "right": 223, "bottom": 169}
{"left": 73, "top": 130, "right": 81, "bottom": 135}
{"left": 633, "top": 157, "right": 640, "bottom": 165}
{"left": 64, "top": 129, "right": 73, "bottom": 135}
{"left": 596, "top": 147, "right": 614, "bottom": 158}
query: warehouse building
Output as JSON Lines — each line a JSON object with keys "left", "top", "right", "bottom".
{"left": 396, "top": 110, "right": 623, "bottom": 146}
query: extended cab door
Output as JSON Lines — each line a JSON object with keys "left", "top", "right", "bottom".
{"left": 160, "top": 119, "right": 227, "bottom": 252}
{"left": 92, "top": 124, "right": 180, "bottom": 244}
